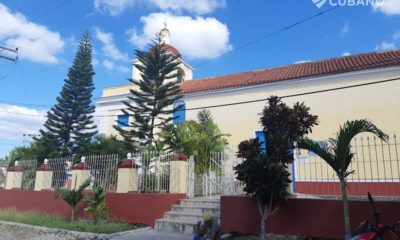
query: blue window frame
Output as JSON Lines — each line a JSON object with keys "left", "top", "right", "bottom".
{"left": 173, "top": 100, "right": 186, "bottom": 125}
{"left": 255, "top": 130, "right": 266, "bottom": 153}
{"left": 117, "top": 115, "right": 129, "bottom": 127}
{"left": 309, "top": 141, "right": 328, "bottom": 156}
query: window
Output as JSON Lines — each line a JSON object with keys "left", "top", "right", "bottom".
{"left": 117, "top": 115, "right": 129, "bottom": 127}
{"left": 177, "top": 68, "right": 185, "bottom": 82}
{"left": 255, "top": 130, "right": 266, "bottom": 153}
{"left": 173, "top": 100, "right": 186, "bottom": 125}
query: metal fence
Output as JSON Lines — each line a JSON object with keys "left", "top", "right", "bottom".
{"left": 294, "top": 134, "right": 400, "bottom": 197}
{"left": 132, "top": 152, "right": 173, "bottom": 193}
{"left": 191, "top": 147, "right": 239, "bottom": 198}
{"left": 19, "top": 160, "right": 37, "bottom": 190}
{"left": 47, "top": 154, "right": 119, "bottom": 192}
{"left": 0, "top": 160, "right": 7, "bottom": 188}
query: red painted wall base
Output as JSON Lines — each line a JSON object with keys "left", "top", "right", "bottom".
{"left": 221, "top": 196, "right": 400, "bottom": 239}
{"left": 295, "top": 181, "right": 400, "bottom": 196}
{"left": 0, "top": 189, "right": 185, "bottom": 227}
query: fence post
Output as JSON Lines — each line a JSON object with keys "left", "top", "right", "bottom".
{"left": 169, "top": 153, "right": 188, "bottom": 194}
{"left": 5, "top": 161, "right": 22, "bottom": 189}
{"left": 71, "top": 157, "right": 91, "bottom": 190}
{"left": 34, "top": 159, "right": 53, "bottom": 191}
{"left": 117, "top": 153, "right": 140, "bottom": 193}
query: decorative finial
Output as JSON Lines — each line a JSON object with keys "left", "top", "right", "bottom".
{"left": 81, "top": 156, "right": 86, "bottom": 163}
{"left": 44, "top": 159, "right": 49, "bottom": 164}
{"left": 15, "top": 161, "right": 18, "bottom": 166}
{"left": 164, "top": 18, "right": 167, "bottom": 29}
{"left": 127, "top": 153, "right": 132, "bottom": 159}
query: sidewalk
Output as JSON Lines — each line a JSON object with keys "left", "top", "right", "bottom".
{"left": 111, "top": 227, "right": 193, "bottom": 240}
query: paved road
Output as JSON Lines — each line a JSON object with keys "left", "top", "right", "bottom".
{"left": 111, "top": 227, "right": 194, "bottom": 240}
{"left": 0, "top": 224, "right": 87, "bottom": 240}
{"left": 0, "top": 223, "right": 194, "bottom": 240}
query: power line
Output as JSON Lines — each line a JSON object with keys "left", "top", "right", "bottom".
{"left": 1, "top": 76, "right": 399, "bottom": 118}
{"left": 2, "top": 0, "right": 71, "bottom": 38}
{"left": 1, "top": 54, "right": 399, "bottom": 109}
{"left": 0, "top": 0, "right": 55, "bottom": 29}
{"left": 194, "top": 6, "right": 339, "bottom": 68}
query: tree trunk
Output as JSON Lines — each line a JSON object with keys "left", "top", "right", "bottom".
{"left": 257, "top": 196, "right": 272, "bottom": 240}
{"left": 71, "top": 207, "right": 74, "bottom": 221}
{"left": 340, "top": 178, "right": 351, "bottom": 240}
{"left": 260, "top": 214, "right": 266, "bottom": 240}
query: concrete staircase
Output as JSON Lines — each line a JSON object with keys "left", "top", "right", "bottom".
{"left": 154, "top": 197, "right": 220, "bottom": 234}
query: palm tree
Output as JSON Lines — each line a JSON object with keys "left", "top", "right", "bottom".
{"left": 55, "top": 178, "right": 90, "bottom": 221}
{"left": 195, "top": 110, "right": 230, "bottom": 174}
{"left": 296, "top": 119, "right": 388, "bottom": 239}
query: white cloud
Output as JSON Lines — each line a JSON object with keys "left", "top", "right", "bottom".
{"left": 342, "top": 52, "right": 351, "bottom": 56}
{"left": 0, "top": 104, "right": 46, "bottom": 141}
{"left": 0, "top": 4, "right": 65, "bottom": 64}
{"left": 94, "top": 0, "right": 135, "bottom": 16}
{"left": 148, "top": 0, "right": 226, "bottom": 15}
{"left": 92, "top": 58, "right": 100, "bottom": 67}
{"left": 373, "top": 0, "right": 400, "bottom": 15}
{"left": 118, "top": 65, "right": 130, "bottom": 73}
{"left": 94, "top": 27, "right": 128, "bottom": 62}
{"left": 295, "top": 60, "right": 312, "bottom": 64}
{"left": 102, "top": 59, "right": 115, "bottom": 70}
{"left": 375, "top": 41, "right": 396, "bottom": 51}
{"left": 394, "top": 32, "right": 400, "bottom": 41}
{"left": 127, "top": 12, "right": 232, "bottom": 59}
{"left": 340, "top": 22, "right": 349, "bottom": 37}
{"left": 94, "top": 0, "right": 225, "bottom": 16}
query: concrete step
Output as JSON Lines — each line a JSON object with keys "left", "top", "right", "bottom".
{"left": 154, "top": 197, "right": 221, "bottom": 233}
{"left": 164, "top": 211, "right": 220, "bottom": 222}
{"left": 154, "top": 218, "right": 198, "bottom": 234}
{"left": 171, "top": 205, "right": 220, "bottom": 215}
{"left": 178, "top": 199, "right": 221, "bottom": 208}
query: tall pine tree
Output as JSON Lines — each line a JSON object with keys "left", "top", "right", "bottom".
{"left": 114, "top": 33, "right": 182, "bottom": 148}
{"left": 39, "top": 31, "right": 97, "bottom": 156}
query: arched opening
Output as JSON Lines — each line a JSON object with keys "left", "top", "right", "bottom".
{"left": 177, "top": 68, "right": 185, "bottom": 82}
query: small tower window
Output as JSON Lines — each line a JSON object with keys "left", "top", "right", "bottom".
{"left": 177, "top": 68, "right": 185, "bottom": 82}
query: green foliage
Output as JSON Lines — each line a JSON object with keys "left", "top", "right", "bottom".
{"left": 161, "top": 109, "right": 230, "bottom": 174}
{"left": 296, "top": 119, "right": 388, "bottom": 239}
{"left": 40, "top": 30, "right": 97, "bottom": 157}
{"left": 261, "top": 96, "right": 318, "bottom": 164}
{"left": 235, "top": 139, "right": 291, "bottom": 206}
{"left": 84, "top": 186, "right": 108, "bottom": 223}
{"left": 55, "top": 178, "right": 91, "bottom": 221}
{"left": 114, "top": 33, "right": 182, "bottom": 148}
{"left": 234, "top": 96, "right": 317, "bottom": 240}
{"left": 85, "top": 134, "right": 135, "bottom": 157}
{"left": 7, "top": 140, "right": 59, "bottom": 165}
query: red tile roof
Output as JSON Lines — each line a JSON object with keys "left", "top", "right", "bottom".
{"left": 180, "top": 49, "right": 400, "bottom": 94}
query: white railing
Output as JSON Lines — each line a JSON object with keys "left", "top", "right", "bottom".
{"left": 133, "top": 151, "right": 174, "bottom": 193}
{"left": 192, "top": 147, "right": 238, "bottom": 198}
{"left": 19, "top": 160, "right": 37, "bottom": 190}
{"left": 0, "top": 160, "right": 7, "bottom": 188}
{"left": 47, "top": 154, "right": 119, "bottom": 192}
{"left": 294, "top": 134, "right": 400, "bottom": 198}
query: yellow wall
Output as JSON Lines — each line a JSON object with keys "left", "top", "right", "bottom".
{"left": 99, "top": 68, "right": 400, "bottom": 181}
{"left": 183, "top": 73, "right": 400, "bottom": 148}
{"left": 101, "top": 70, "right": 400, "bottom": 145}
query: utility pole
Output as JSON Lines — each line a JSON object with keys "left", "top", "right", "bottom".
{"left": 0, "top": 45, "right": 18, "bottom": 63}
{"left": 22, "top": 133, "right": 41, "bottom": 148}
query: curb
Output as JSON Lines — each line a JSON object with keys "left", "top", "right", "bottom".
{"left": 0, "top": 220, "right": 150, "bottom": 239}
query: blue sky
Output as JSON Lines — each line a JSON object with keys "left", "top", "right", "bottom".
{"left": 0, "top": 0, "right": 399, "bottom": 157}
